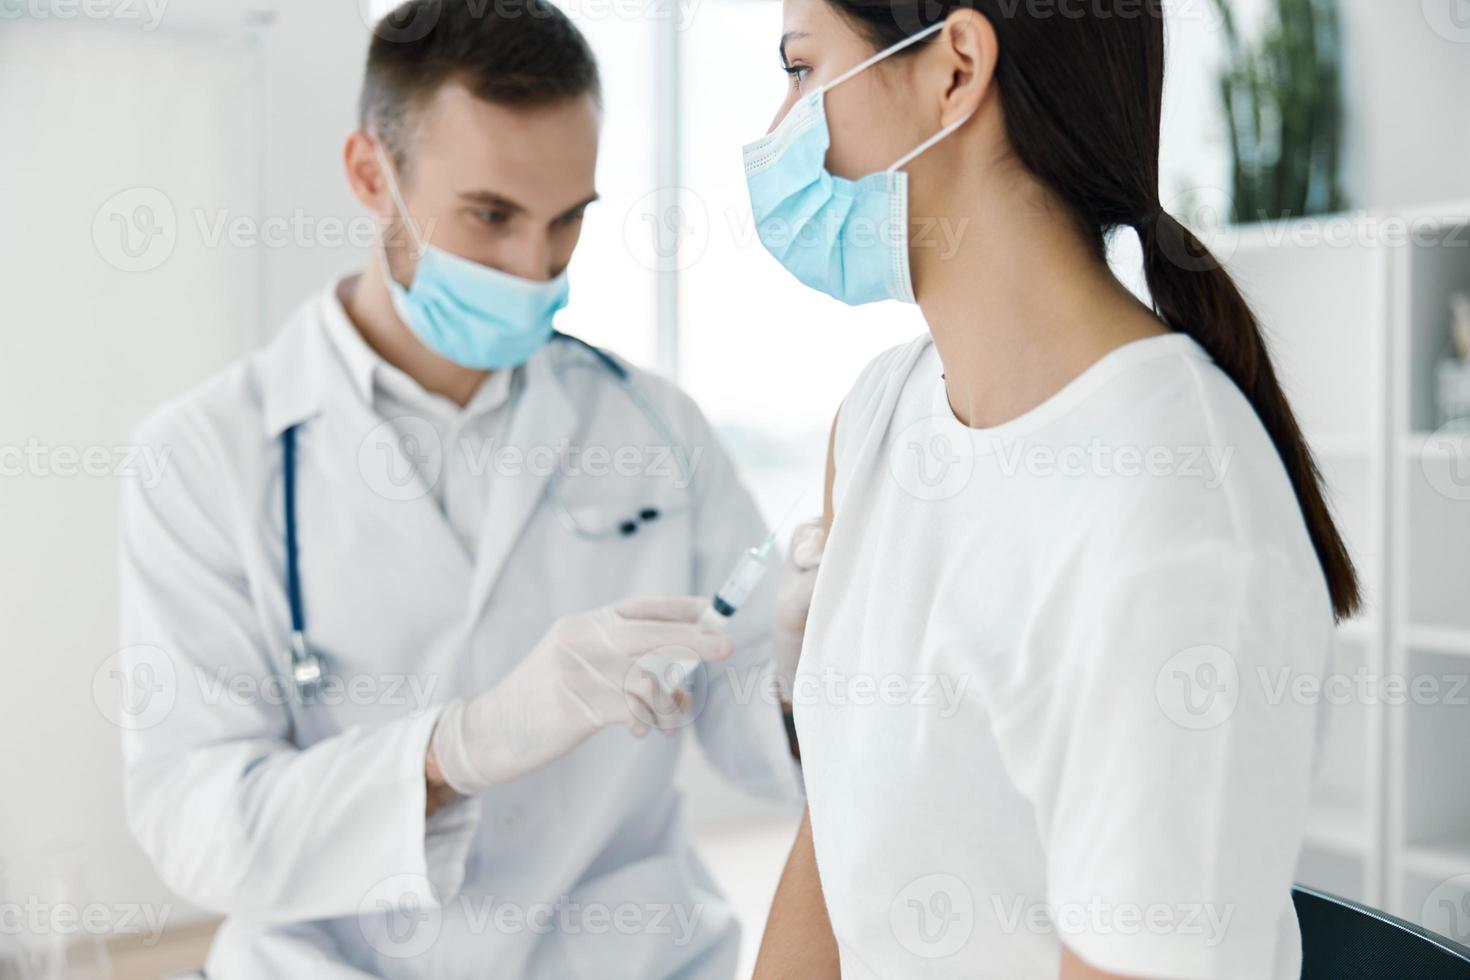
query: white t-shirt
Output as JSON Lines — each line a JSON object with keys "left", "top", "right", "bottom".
{"left": 795, "top": 332, "right": 1333, "bottom": 979}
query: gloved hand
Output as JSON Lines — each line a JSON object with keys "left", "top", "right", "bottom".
{"left": 773, "top": 519, "right": 826, "bottom": 700}
{"left": 430, "top": 597, "right": 733, "bottom": 795}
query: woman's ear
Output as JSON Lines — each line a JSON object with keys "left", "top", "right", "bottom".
{"left": 933, "top": 9, "right": 997, "bottom": 127}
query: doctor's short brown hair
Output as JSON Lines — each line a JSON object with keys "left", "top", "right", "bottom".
{"left": 359, "top": 0, "right": 601, "bottom": 175}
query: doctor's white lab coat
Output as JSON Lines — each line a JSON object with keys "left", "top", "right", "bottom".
{"left": 117, "top": 280, "right": 803, "bottom": 979}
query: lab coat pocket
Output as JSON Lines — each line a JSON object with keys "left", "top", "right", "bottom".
{"left": 554, "top": 851, "right": 737, "bottom": 980}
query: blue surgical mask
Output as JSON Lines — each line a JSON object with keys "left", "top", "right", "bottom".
{"left": 741, "top": 21, "right": 972, "bottom": 306}
{"left": 373, "top": 141, "right": 569, "bottom": 370}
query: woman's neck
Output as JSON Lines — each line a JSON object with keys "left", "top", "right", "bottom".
{"left": 911, "top": 174, "right": 1167, "bottom": 429}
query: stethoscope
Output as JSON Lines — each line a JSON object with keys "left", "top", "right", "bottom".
{"left": 280, "top": 422, "right": 323, "bottom": 698}
{"left": 278, "top": 331, "right": 696, "bottom": 697}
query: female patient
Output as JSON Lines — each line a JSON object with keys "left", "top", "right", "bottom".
{"left": 747, "top": 1, "right": 1358, "bottom": 977}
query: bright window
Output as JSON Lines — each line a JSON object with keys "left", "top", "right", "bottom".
{"left": 681, "top": 0, "right": 925, "bottom": 518}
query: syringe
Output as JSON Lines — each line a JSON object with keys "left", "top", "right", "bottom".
{"left": 698, "top": 531, "right": 778, "bottom": 630}
{"left": 639, "top": 531, "right": 781, "bottom": 698}
{"left": 640, "top": 489, "right": 812, "bottom": 702}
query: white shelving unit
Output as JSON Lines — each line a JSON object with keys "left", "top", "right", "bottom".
{"left": 1207, "top": 203, "right": 1470, "bottom": 941}
{"left": 1386, "top": 203, "right": 1470, "bottom": 946}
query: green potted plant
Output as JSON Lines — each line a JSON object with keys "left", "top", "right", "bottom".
{"left": 1209, "top": 0, "right": 1348, "bottom": 223}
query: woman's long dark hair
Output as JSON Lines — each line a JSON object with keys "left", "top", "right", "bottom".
{"left": 830, "top": 0, "right": 1360, "bottom": 620}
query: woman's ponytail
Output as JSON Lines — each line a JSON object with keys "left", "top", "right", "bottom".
{"left": 1139, "top": 212, "right": 1361, "bottom": 620}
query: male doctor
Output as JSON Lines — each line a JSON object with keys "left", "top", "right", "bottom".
{"left": 117, "top": 1, "right": 809, "bottom": 976}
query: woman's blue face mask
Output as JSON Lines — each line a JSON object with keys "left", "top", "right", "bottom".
{"left": 741, "top": 20, "right": 972, "bottom": 307}
{"left": 373, "top": 141, "right": 569, "bottom": 370}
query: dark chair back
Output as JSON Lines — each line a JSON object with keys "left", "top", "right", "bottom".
{"left": 1295, "top": 884, "right": 1470, "bottom": 978}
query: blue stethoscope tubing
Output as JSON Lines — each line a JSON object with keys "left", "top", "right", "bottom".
{"left": 552, "top": 328, "right": 627, "bottom": 382}
{"left": 280, "top": 423, "right": 323, "bottom": 698}
{"left": 544, "top": 333, "right": 696, "bottom": 539}
{"left": 278, "top": 332, "right": 689, "bottom": 696}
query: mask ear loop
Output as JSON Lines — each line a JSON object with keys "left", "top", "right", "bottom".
{"left": 816, "top": 19, "right": 946, "bottom": 96}
{"left": 887, "top": 108, "right": 975, "bottom": 174}
{"left": 808, "top": 19, "right": 969, "bottom": 176}
{"left": 371, "top": 137, "right": 426, "bottom": 258}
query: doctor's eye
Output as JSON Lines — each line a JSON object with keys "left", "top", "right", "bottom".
{"left": 474, "top": 208, "right": 509, "bottom": 226}
{"left": 555, "top": 208, "right": 587, "bottom": 227}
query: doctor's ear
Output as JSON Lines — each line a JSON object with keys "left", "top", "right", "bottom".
{"left": 343, "top": 129, "right": 396, "bottom": 218}
{"left": 929, "top": 10, "right": 997, "bottom": 129}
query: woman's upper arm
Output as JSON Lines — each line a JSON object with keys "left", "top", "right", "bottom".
{"left": 1059, "top": 944, "right": 1140, "bottom": 980}
{"left": 753, "top": 806, "right": 840, "bottom": 979}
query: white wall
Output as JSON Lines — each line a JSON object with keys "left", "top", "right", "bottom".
{"left": 2, "top": 0, "right": 1467, "bottom": 926}
{"left": 0, "top": 10, "right": 272, "bottom": 925}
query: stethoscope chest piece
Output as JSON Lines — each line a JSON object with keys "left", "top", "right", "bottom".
{"left": 288, "top": 629, "right": 323, "bottom": 699}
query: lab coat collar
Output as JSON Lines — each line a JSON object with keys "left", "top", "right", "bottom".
{"left": 262, "top": 278, "right": 550, "bottom": 440}
{"left": 259, "top": 281, "right": 470, "bottom": 588}
{"left": 317, "top": 278, "right": 379, "bottom": 403}
{"left": 259, "top": 276, "right": 584, "bottom": 616}
{"left": 259, "top": 281, "right": 359, "bottom": 438}
{"left": 317, "top": 278, "right": 518, "bottom": 421}
{"left": 462, "top": 340, "right": 580, "bottom": 620}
